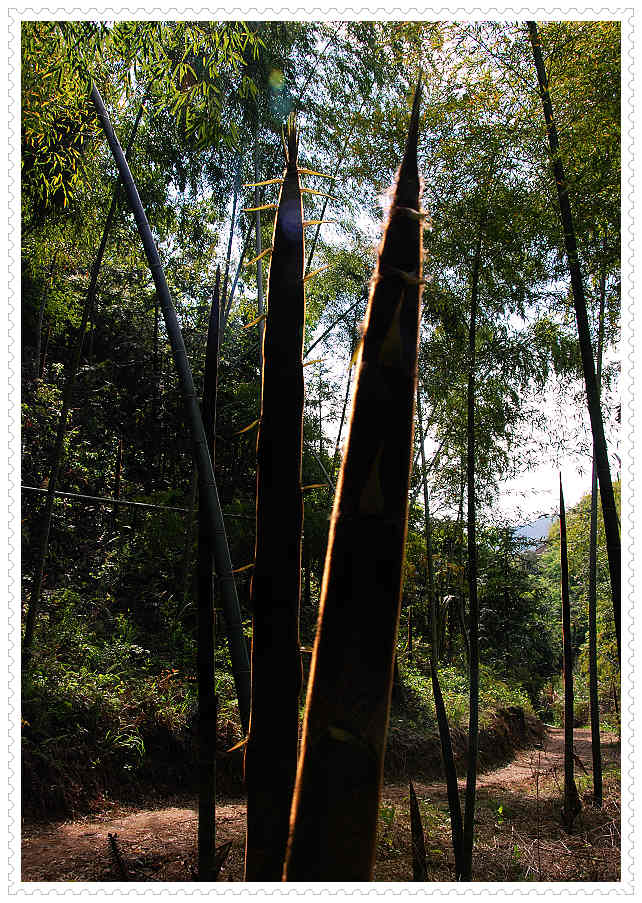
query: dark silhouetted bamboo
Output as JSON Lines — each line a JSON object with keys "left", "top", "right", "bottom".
{"left": 220, "top": 161, "right": 240, "bottom": 311}
{"left": 327, "top": 300, "right": 362, "bottom": 500}
{"left": 178, "top": 466, "right": 198, "bottom": 609}
{"left": 528, "top": 21, "right": 620, "bottom": 664}
{"left": 588, "top": 248, "right": 606, "bottom": 808}
{"left": 560, "top": 476, "right": 581, "bottom": 831}
{"left": 110, "top": 435, "right": 123, "bottom": 530}
{"left": 243, "top": 117, "right": 305, "bottom": 881}
{"left": 409, "top": 781, "right": 428, "bottom": 881}
{"left": 34, "top": 253, "right": 57, "bottom": 380}
{"left": 90, "top": 84, "right": 251, "bottom": 732}
{"left": 284, "top": 78, "right": 423, "bottom": 881}
{"left": 418, "top": 388, "right": 463, "bottom": 875}
{"left": 22, "top": 103, "right": 143, "bottom": 667}
{"left": 461, "top": 209, "right": 485, "bottom": 881}
{"left": 430, "top": 661, "right": 464, "bottom": 875}
{"left": 254, "top": 140, "right": 266, "bottom": 372}
{"left": 197, "top": 268, "right": 221, "bottom": 880}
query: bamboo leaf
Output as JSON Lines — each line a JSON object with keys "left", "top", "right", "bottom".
{"left": 243, "top": 313, "right": 267, "bottom": 329}
{"left": 243, "top": 204, "right": 277, "bottom": 213}
{"left": 233, "top": 418, "right": 260, "bottom": 435}
{"left": 303, "top": 265, "right": 329, "bottom": 283}
{"left": 245, "top": 247, "right": 273, "bottom": 267}
{"left": 303, "top": 220, "right": 336, "bottom": 227}
{"left": 243, "top": 178, "right": 283, "bottom": 187}
{"left": 302, "top": 358, "right": 324, "bottom": 367}
{"left": 349, "top": 335, "right": 364, "bottom": 369}
{"left": 297, "top": 168, "right": 335, "bottom": 179}
{"left": 232, "top": 562, "right": 255, "bottom": 574}
{"left": 302, "top": 483, "right": 327, "bottom": 491}
{"left": 300, "top": 188, "right": 337, "bottom": 200}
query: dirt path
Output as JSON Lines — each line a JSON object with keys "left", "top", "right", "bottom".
{"left": 21, "top": 726, "right": 620, "bottom": 882}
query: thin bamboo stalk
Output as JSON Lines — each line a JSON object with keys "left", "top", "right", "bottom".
{"left": 528, "top": 21, "right": 620, "bottom": 663}
{"left": 588, "top": 240, "right": 606, "bottom": 808}
{"left": 22, "top": 103, "right": 144, "bottom": 667}
{"left": 90, "top": 84, "right": 251, "bottom": 732}
{"left": 460, "top": 207, "right": 486, "bottom": 881}
{"left": 197, "top": 268, "right": 221, "bottom": 880}
{"left": 560, "top": 475, "right": 581, "bottom": 831}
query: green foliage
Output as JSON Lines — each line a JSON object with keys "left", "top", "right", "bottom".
{"left": 398, "top": 654, "right": 533, "bottom": 732}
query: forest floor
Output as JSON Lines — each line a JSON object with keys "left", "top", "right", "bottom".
{"left": 21, "top": 726, "right": 620, "bottom": 884}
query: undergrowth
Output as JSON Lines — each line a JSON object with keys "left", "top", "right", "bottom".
{"left": 23, "top": 594, "right": 539, "bottom": 819}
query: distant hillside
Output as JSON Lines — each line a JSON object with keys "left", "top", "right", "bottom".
{"left": 514, "top": 514, "right": 554, "bottom": 541}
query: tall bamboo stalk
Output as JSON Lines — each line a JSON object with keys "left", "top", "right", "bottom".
{"left": 34, "top": 253, "right": 57, "bottom": 380}
{"left": 409, "top": 780, "right": 428, "bottom": 881}
{"left": 90, "top": 84, "right": 251, "bottom": 731}
{"left": 243, "top": 117, "right": 306, "bottom": 881}
{"left": 528, "top": 21, "right": 620, "bottom": 663}
{"left": 254, "top": 140, "right": 266, "bottom": 372}
{"left": 460, "top": 208, "right": 485, "bottom": 881}
{"left": 220, "top": 160, "right": 240, "bottom": 311}
{"left": 588, "top": 246, "right": 606, "bottom": 808}
{"left": 22, "top": 103, "right": 144, "bottom": 666}
{"left": 560, "top": 476, "right": 581, "bottom": 831}
{"left": 417, "top": 389, "right": 463, "bottom": 875}
{"left": 197, "top": 268, "right": 221, "bottom": 880}
{"left": 284, "top": 78, "right": 423, "bottom": 881}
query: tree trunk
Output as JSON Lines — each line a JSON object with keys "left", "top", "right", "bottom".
{"left": 254, "top": 139, "right": 266, "bottom": 373}
{"left": 34, "top": 254, "right": 57, "bottom": 380}
{"left": 588, "top": 247, "right": 606, "bottom": 808}
{"left": 243, "top": 118, "right": 305, "bottom": 881}
{"left": 197, "top": 268, "right": 221, "bottom": 880}
{"left": 460, "top": 209, "right": 485, "bottom": 881}
{"left": 220, "top": 159, "right": 240, "bottom": 312}
{"left": 327, "top": 300, "right": 362, "bottom": 497}
{"left": 430, "top": 662, "right": 464, "bottom": 875}
{"left": 178, "top": 466, "right": 198, "bottom": 609}
{"left": 284, "top": 79, "right": 423, "bottom": 881}
{"left": 110, "top": 435, "right": 123, "bottom": 531}
{"left": 39, "top": 323, "right": 51, "bottom": 379}
{"left": 22, "top": 103, "right": 144, "bottom": 667}
{"left": 560, "top": 476, "right": 581, "bottom": 831}
{"left": 409, "top": 781, "right": 428, "bottom": 881}
{"left": 90, "top": 84, "right": 251, "bottom": 732}
{"left": 528, "top": 20, "right": 620, "bottom": 664}
{"left": 419, "top": 387, "right": 463, "bottom": 874}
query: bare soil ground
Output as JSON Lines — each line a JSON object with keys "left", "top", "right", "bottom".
{"left": 21, "top": 726, "right": 620, "bottom": 883}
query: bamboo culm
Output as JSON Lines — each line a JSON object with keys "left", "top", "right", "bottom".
{"left": 460, "top": 208, "right": 486, "bottom": 881}
{"left": 284, "top": 78, "right": 423, "bottom": 881}
{"left": 243, "top": 117, "right": 305, "bottom": 881}
{"left": 417, "top": 388, "right": 463, "bottom": 875}
{"left": 560, "top": 476, "right": 581, "bottom": 831}
{"left": 90, "top": 84, "right": 251, "bottom": 733}
{"left": 528, "top": 21, "right": 620, "bottom": 664}
{"left": 588, "top": 249, "right": 606, "bottom": 807}
{"left": 197, "top": 268, "right": 221, "bottom": 880}
{"left": 22, "top": 102, "right": 144, "bottom": 667}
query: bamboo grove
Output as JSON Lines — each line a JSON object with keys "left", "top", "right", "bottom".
{"left": 19, "top": 19, "right": 621, "bottom": 884}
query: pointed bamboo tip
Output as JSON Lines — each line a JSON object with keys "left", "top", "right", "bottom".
{"left": 284, "top": 113, "right": 299, "bottom": 168}
{"left": 397, "top": 75, "right": 422, "bottom": 199}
